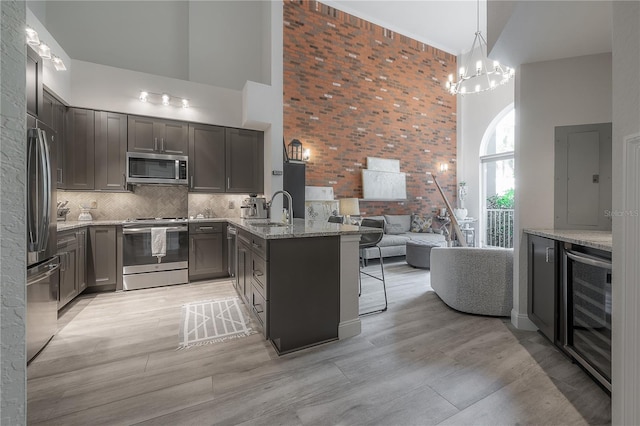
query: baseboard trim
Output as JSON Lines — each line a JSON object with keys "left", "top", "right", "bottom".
{"left": 338, "top": 318, "right": 361, "bottom": 340}
{"left": 511, "top": 309, "right": 538, "bottom": 331}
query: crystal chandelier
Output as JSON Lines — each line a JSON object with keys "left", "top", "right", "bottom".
{"left": 445, "top": 0, "right": 514, "bottom": 95}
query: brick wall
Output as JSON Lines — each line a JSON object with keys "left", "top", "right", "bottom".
{"left": 283, "top": 0, "right": 458, "bottom": 216}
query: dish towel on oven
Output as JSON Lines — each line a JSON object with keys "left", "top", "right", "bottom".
{"left": 151, "top": 227, "right": 167, "bottom": 260}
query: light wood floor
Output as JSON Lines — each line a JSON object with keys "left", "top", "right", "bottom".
{"left": 27, "top": 259, "right": 611, "bottom": 425}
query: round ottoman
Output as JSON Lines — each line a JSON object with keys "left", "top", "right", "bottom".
{"left": 406, "top": 240, "right": 442, "bottom": 269}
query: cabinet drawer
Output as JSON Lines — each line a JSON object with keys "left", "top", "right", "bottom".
{"left": 250, "top": 235, "right": 268, "bottom": 259}
{"left": 189, "top": 222, "right": 223, "bottom": 234}
{"left": 251, "top": 285, "right": 267, "bottom": 331}
{"left": 251, "top": 253, "right": 268, "bottom": 299}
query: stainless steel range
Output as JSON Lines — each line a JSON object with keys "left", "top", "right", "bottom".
{"left": 122, "top": 218, "right": 189, "bottom": 290}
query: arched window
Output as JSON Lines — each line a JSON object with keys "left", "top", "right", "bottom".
{"left": 480, "top": 106, "right": 515, "bottom": 247}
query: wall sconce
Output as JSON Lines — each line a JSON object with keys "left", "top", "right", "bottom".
{"left": 25, "top": 27, "right": 66, "bottom": 71}
{"left": 439, "top": 163, "right": 449, "bottom": 173}
{"left": 139, "top": 91, "right": 189, "bottom": 108}
{"left": 302, "top": 148, "right": 311, "bottom": 162}
{"left": 288, "top": 139, "right": 303, "bottom": 162}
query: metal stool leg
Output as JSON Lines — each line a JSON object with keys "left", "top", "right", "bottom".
{"left": 359, "top": 245, "right": 387, "bottom": 316}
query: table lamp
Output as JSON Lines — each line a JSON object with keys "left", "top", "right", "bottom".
{"left": 339, "top": 198, "right": 360, "bottom": 224}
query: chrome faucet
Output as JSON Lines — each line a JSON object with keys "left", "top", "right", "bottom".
{"left": 268, "top": 190, "right": 294, "bottom": 226}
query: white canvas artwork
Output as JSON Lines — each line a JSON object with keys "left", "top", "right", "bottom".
{"left": 367, "top": 157, "right": 400, "bottom": 173}
{"left": 362, "top": 169, "right": 407, "bottom": 200}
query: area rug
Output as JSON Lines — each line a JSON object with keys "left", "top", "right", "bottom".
{"left": 178, "top": 297, "right": 256, "bottom": 349}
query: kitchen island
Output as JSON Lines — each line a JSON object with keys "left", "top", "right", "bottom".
{"left": 229, "top": 218, "right": 380, "bottom": 354}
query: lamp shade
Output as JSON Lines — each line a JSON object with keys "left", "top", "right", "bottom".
{"left": 339, "top": 198, "right": 360, "bottom": 216}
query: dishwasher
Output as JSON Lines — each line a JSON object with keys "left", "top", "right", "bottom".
{"left": 227, "top": 225, "right": 237, "bottom": 278}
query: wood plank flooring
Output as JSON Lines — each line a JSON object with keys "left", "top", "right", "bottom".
{"left": 27, "top": 258, "right": 611, "bottom": 425}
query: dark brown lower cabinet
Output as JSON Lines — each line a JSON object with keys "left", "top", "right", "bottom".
{"left": 57, "top": 229, "right": 88, "bottom": 310}
{"left": 88, "top": 226, "right": 118, "bottom": 291}
{"left": 236, "top": 231, "right": 252, "bottom": 305}
{"left": 57, "top": 231, "right": 79, "bottom": 310}
{"left": 528, "top": 235, "right": 558, "bottom": 342}
{"left": 188, "top": 222, "right": 228, "bottom": 281}
{"left": 234, "top": 230, "right": 340, "bottom": 354}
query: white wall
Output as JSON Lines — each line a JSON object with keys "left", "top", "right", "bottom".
{"left": 1, "top": 1, "right": 27, "bottom": 422}
{"left": 611, "top": 2, "right": 640, "bottom": 423}
{"left": 458, "top": 77, "right": 514, "bottom": 239}
{"left": 513, "top": 52, "right": 612, "bottom": 329}
{"left": 41, "top": 1, "right": 190, "bottom": 81}
{"left": 188, "top": 1, "right": 266, "bottom": 90}
{"left": 26, "top": 8, "right": 71, "bottom": 103}
{"left": 70, "top": 60, "right": 245, "bottom": 129}
{"left": 37, "top": 1, "right": 267, "bottom": 91}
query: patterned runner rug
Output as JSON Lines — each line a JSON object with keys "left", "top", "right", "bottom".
{"left": 178, "top": 297, "right": 256, "bottom": 349}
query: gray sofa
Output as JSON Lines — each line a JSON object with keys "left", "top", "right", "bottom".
{"left": 361, "top": 214, "right": 447, "bottom": 261}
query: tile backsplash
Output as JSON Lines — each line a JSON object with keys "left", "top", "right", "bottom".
{"left": 57, "top": 187, "right": 246, "bottom": 221}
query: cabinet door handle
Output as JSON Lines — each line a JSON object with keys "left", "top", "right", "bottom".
{"left": 60, "top": 252, "right": 66, "bottom": 272}
{"left": 227, "top": 177, "right": 230, "bottom": 189}
{"left": 254, "top": 303, "right": 264, "bottom": 314}
{"left": 190, "top": 176, "right": 193, "bottom": 189}
{"left": 545, "top": 247, "right": 554, "bottom": 263}
{"left": 253, "top": 270, "right": 263, "bottom": 277}
{"left": 199, "top": 226, "right": 214, "bottom": 231}
{"left": 154, "top": 137, "right": 158, "bottom": 152}
{"left": 58, "top": 168, "right": 63, "bottom": 184}
{"left": 252, "top": 242, "right": 261, "bottom": 249}
{"left": 161, "top": 138, "right": 165, "bottom": 152}
{"left": 122, "top": 173, "right": 126, "bottom": 190}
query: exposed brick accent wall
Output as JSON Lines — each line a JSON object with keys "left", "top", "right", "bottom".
{"left": 283, "top": 0, "right": 457, "bottom": 215}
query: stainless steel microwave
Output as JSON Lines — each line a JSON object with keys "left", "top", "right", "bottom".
{"left": 126, "top": 152, "right": 188, "bottom": 185}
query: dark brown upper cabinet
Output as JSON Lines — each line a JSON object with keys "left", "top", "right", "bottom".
{"left": 42, "top": 90, "right": 67, "bottom": 188}
{"left": 226, "top": 128, "right": 264, "bottom": 194}
{"left": 95, "top": 111, "right": 128, "bottom": 191}
{"left": 65, "top": 108, "right": 95, "bottom": 190}
{"left": 26, "top": 46, "right": 43, "bottom": 118}
{"left": 188, "top": 123, "right": 226, "bottom": 192}
{"left": 127, "top": 115, "right": 188, "bottom": 155}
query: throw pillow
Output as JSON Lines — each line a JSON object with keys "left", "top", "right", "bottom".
{"left": 386, "top": 223, "right": 404, "bottom": 235}
{"left": 410, "top": 214, "right": 433, "bottom": 233}
{"left": 383, "top": 215, "right": 411, "bottom": 233}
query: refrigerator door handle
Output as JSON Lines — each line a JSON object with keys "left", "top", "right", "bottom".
{"left": 27, "top": 128, "right": 40, "bottom": 252}
{"left": 37, "top": 129, "right": 52, "bottom": 253}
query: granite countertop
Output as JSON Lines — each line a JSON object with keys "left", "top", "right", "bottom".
{"left": 228, "top": 218, "right": 380, "bottom": 239}
{"left": 524, "top": 229, "right": 612, "bottom": 252}
{"left": 58, "top": 217, "right": 379, "bottom": 240}
{"left": 57, "top": 220, "right": 125, "bottom": 232}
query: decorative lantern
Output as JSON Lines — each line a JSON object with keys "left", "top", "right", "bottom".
{"left": 288, "top": 139, "right": 303, "bottom": 162}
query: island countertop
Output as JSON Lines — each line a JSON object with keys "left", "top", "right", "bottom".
{"left": 57, "top": 218, "right": 380, "bottom": 240}
{"left": 524, "top": 229, "right": 612, "bottom": 252}
{"left": 228, "top": 218, "right": 380, "bottom": 239}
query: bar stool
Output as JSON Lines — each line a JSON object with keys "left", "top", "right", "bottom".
{"left": 358, "top": 218, "right": 387, "bottom": 315}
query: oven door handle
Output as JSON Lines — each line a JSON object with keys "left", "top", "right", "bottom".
{"left": 565, "top": 250, "right": 612, "bottom": 270}
{"left": 123, "top": 226, "right": 187, "bottom": 234}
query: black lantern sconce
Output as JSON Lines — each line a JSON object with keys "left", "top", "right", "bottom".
{"left": 288, "top": 139, "right": 304, "bottom": 162}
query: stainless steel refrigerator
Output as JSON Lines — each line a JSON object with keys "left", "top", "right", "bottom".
{"left": 26, "top": 114, "right": 59, "bottom": 363}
